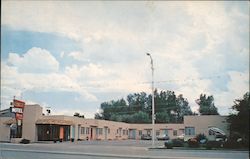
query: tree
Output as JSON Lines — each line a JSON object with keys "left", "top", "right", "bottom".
{"left": 94, "top": 113, "right": 103, "bottom": 119}
{"left": 176, "top": 94, "right": 193, "bottom": 122}
{"left": 95, "top": 90, "right": 195, "bottom": 123}
{"left": 227, "top": 92, "right": 249, "bottom": 144}
{"left": 132, "top": 111, "right": 151, "bottom": 123}
{"left": 196, "top": 94, "right": 219, "bottom": 115}
{"left": 155, "top": 111, "right": 170, "bottom": 123}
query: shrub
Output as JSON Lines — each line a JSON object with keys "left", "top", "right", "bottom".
{"left": 206, "top": 141, "right": 223, "bottom": 149}
{"left": 20, "top": 139, "right": 30, "bottom": 144}
{"left": 188, "top": 138, "right": 199, "bottom": 148}
{"left": 172, "top": 138, "right": 184, "bottom": 147}
{"left": 196, "top": 133, "right": 207, "bottom": 144}
{"left": 164, "top": 140, "right": 173, "bottom": 149}
{"left": 223, "top": 138, "right": 249, "bottom": 149}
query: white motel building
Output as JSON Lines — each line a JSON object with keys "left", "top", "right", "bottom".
{"left": 0, "top": 104, "right": 229, "bottom": 143}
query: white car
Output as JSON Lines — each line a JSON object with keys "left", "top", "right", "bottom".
{"left": 156, "top": 134, "right": 170, "bottom": 140}
{"left": 177, "top": 134, "right": 185, "bottom": 140}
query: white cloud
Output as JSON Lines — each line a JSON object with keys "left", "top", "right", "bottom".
{"left": 53, "top": 109, "right": 94, "bottom": 118}
{"left": 7, "top": 47, "right": 59, "bottom": 73}
{"left": 60, "top": 51, "right": 65, "bottom": 58}
{"left": 68, "top": 51, "right": 90, "bottom": 62}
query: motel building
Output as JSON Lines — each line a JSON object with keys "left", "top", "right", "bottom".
{"left": 0, "top": 102, "right": 229, "bottom": 143}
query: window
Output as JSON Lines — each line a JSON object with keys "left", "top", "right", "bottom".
{"left": 81, "top": 127, "right": 85, "bottom": 134}
{"left": 185, "top": 127, "right": 195, "bottom": 135}
{"left": 96, "top": 128, "right": 103, "bottom": 135}
{"left": 173, "top": 130, "right": 177, "bottom": 136}
{"left": 146, "top": 129, "right": 151, "bottom": 135}
{"left": 123, "top": 129, "right": 126, "bottom": 135}
{"left": 163, "top": 129, "right": 168, "bottom": 135}
{"left": 86, "top": 127, "right": 89, "bottom": 134}
{"left": 156, "top": 130, "right": 160, "bottom": 136}
{"left": 99, "top": 128, "right": 103, "bottom": 135}
{"left": 119, "top": 128, "right": 122, "bottom": 136}
{"left": 108, "top": 128, "right": 110, "bottom": 134}
{"left": 209, "top": 129, "right": 215, "bottom": 135}
{"left": 139, "top": 130, "right": 142, "bottom": 136}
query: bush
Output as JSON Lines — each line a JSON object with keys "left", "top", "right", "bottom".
{"left": 188, "top": 138, "right": 199, "bottom": 148}
{"left": 172, "top": 139, "right": 184, "bottom": 147}
{"left": 223, "top": 138, "right": 249, "bottom": 149}
{"left": 20, "top": 139, "right": 30, "bottom": 144}
{"left": 164, "top": 140, "right": 173, "bottom": 149}
{"left": 206, "top": 141, "right": 223, "bottom": 149}
{"left": 196, "top": 133, "right": 207, "bottom": 144}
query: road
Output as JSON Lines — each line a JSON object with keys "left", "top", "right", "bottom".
{"left": 0, "top": 140, "right": 249, "bottom": 159}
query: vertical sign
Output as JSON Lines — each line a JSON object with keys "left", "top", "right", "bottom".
{"left": 13, "top": 99, "right": 25, "bottom": 120}
{"left": 11, "top": 99, "right": 25, "bottom": 138}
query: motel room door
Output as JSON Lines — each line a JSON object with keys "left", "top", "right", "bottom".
{"left": 129, "top": 129, "right": 136, "bottom": 139}
{"left": 90, "top": 126, "right": 97, "bottom": 140}
{"left": 59, "top": 127, "right": 64, "bottom": 140}
{"left": 71, "top": 125, "right": 75, "bottom": 139}
{"left": 104, "top": 127, "right": 108, "bottom": 140}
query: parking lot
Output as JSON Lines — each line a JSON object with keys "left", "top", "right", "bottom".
{"left": 0, "top": 140, "right": 249, "bottom": 159}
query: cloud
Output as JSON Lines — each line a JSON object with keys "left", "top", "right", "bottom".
{"left": 7, "top": 47, "right": 59, "bottom": 73}
{"left": 1, "top": 49, "right": 98, "bottom": 110}
{"left": 67, "top": 51, "right": 90, "bottom": 62}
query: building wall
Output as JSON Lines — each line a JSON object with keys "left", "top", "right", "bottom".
{"left": 0, "top": 117, "right": 12, "bottom": 142}
{"left": 0, "top": 104, "right": 230, "bottom": 142}
{"left": 68, "top": 118, "right": 130, "bottom": 140}
{"left": 184, "top": 115, "right": 229, "bottom": 141}
{"left": 128, "top": 123, "right": 184, "bottom": 140}
{"left": 22, "top": 105, "right": 43, "bottom": 142}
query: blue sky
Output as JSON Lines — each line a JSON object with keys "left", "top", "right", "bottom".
{"left": 1, "top": 1, "right": 249, "bottom": 118}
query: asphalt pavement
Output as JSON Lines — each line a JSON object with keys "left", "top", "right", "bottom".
{"left": 0, "top": 140, "right": 249, "bottom": 159}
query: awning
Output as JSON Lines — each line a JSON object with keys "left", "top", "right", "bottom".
{"left": 36, "top": 118, "right": 73, "bottom": 125}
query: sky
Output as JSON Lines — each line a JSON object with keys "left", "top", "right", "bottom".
{"left": 1, "top": 1, "right": 249, "bottom": 118}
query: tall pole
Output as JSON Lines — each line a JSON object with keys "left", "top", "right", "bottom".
{"left": 146, "top": 53, "right": 155, "bottom": 148}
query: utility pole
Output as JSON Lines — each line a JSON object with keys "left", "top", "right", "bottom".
{"left": 146, "top": 53, "right": 155, "bottom": 148}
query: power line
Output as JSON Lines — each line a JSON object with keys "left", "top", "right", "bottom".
{"left": 75, "top": 73, "right": 237, "bottom": 89}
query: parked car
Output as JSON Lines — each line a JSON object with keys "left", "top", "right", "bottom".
{"left": 177, "top": 134, "right": 185, "bottom": 140}
{"left": 156, "top": 134, "right": 169, "bottom": 140}
{"left": 141, "top": 134, "right": 152, "bottom": 140}
{"left": 208, "top": 127, "right": 227, "bottom": 142}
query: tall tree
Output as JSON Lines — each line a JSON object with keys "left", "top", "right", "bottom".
{"left": 95, "top": 90, "right": 195, "bottom": 123}
{"left": 155, "top": 111, "right": 170, "bottom": 123}
{"left": 176, "top": 94, "right": 193, "bottom": 122}
{"left": 196, "top": 94, "right": 219, "bottom": 115}
{"left": 227, "top": 92, "right": 249, "bottom": 143}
